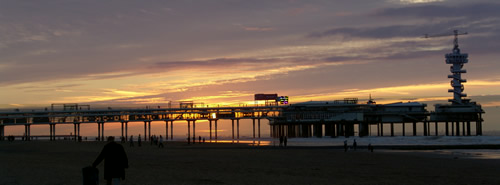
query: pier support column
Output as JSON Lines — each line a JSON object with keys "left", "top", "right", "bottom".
{"left": 258, "top": 119, "right": 261, "bottom": 142}
{"left": 402, "top": 123, "right": 405, "bottom": 136}
{"left": 412, "top": 122, "right": 417, "bottom": 136}
{"left": 455, "top": 122, "right": 460, "bottom": 136}
{"left": 193, "top": 120, "right": 196, "bottom": 142}
{"left": 313, "top": 123, "right": 322, "bottom": 138}
{"left": 74, "top": 123, "right": 78, "bottom": 141}
{"left": 101, "top": 122, "right": 105, "bottom": 141}
{"left": 49, "top": 124, "right": 53, "bottom": 141}
{"left": 380, "top": 123, "right": 384, "bottom": 136}
{"left": 215, "top": 120, "right": 218, "bottom": 142}
{"left": 423, "top": 121, "right": 428, "bottom": 136}
{"left": 359, "top": 122, "right": 369, "bottom": 137}
{"left": 209, "top": 120, "right": 213, "bottom": 142}
{"left": 54, "top": 124, "right": 56, "bottom": 140}
{"left": 0, "top": 125, "right": 4, "bottom": 141}
{"left": 390, "top": 123, "right": 394, "bottom": 137}
{"left": 467, "top": 121, "right": 471, "bottom": 136}
{"left": 187, "top": 121, "right": 191, "bottom": 144}
{"left": 478, "top": 114, "right": 483, "bottom": 136}
{"left": 332, "top": 123, "right": 337, "bottom": 137}
{"left": 125, "top": 122, "right": 128, "bottom": 141}
{"left": 165, "top": 121, "right": 168, "bottom": 140}
{"left": 231, "top": 119, "right": 235, "bottom": 143}
{"left": 236, "top": 119, "right": 239, "bottom": 142}
{"left": 77, "top": 123, "right": 80, "bottom": 140}
{"left": 435, "top": 122, "right": 438, "bottom": 136}
{"left": 427, "top": 122, "right": 431, "bottom": 136}
{"left": 121, "top": 122, "right": 124, "bottom": 141}
{"left": 148, "top": 121, "right": 151, "bottom": 141}
{"left": 462, "top": 122, "right": 466, "bottom": 136}
{"left": 325, "top": 123, "right": 332, "bottom": 137}
{"left": 446, "top": 122, "right": 449, "bottom": 136}
{"left": 144, "top": 121, "right": 147, "bottom": 141}
{"left": 345, "top": 123, "right": 354, "bottom": 137}
{"left": 337, "top": 122, "right": 344, "bottom": 137}
{"left": 97, "top": 122, "right": 101, "bottom": 141}
{"left": 252, "top": 119, "right": 256, "bottom": 141}
{"left": 451, "top": 121, "right": 454, "bottom": 136}
{"left": 170, "top": 121, "right": 173, "bottom": 140}
{"left": 377, "top": 123, "right": 380, "bottom": 136}
{"left": 24, "top": 124, "right": 31, "bottom": 141}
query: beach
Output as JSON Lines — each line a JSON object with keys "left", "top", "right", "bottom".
{"left": 1, "top": 141, "right": 499, "bottom": 185}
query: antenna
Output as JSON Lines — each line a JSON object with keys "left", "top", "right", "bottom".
{"left": 423, "top": 30, "right": 468, "bottom": 53}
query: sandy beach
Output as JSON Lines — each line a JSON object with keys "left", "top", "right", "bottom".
{"left": 1, "top": 141, "right": 499, "bottom": 185}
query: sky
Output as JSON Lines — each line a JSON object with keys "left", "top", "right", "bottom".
{"left": 1, "top": 0, "right": 500, "bottom": 133}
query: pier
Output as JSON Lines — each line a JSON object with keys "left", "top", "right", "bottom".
{"left": 0, "top": 105, "right": 281, "bottom": 142}
{"left": 0, "top": 98, "right": 483, "bottom": 141}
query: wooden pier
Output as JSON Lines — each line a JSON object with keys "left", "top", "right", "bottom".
{"left": 0, "top": 99, "right": 484, "bottom": 141}
{"left": 0, "top": 105, "right": 281, "bottom": 142}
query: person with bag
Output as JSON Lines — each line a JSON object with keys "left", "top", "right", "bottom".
{"left": 93, "top": 136, "right": 129, "bottom": 185}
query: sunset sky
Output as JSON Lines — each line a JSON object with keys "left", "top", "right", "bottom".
{"left": 1, "top": 0, "right": 500, "bottom": 112}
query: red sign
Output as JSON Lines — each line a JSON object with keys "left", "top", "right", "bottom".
{"left": 254, "top": 94, "right": 278, "bottom": 100}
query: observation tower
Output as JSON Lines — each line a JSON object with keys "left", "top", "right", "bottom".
{"left": 429, "top": 30, "right": 484, "bottom": 135}
{"left": 446, "top": 30, "right": 469, "bottom": 105}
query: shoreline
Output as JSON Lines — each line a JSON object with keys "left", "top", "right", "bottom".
{"left": 1, "top": 141, "right": 500, "bottom": 185}
{"left": 3, "top": 139, "right": 500, "bottom": 149}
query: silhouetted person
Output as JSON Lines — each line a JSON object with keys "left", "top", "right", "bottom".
{"left": 129, "top": 135, "right": 134, "bottom": 147}
{"left": 193, "top": 136, "right": 196, "bottom": 144}
{"left": 368, "top": 143, "right": 374, "bottom": 152}
{"left": 353, "top": 139, "right": 357, "bottom": 151}
{"left": 199, "top": 136, "right": 201, "bottom": 143}
{"left": 344, "top": 140, "right": 348, "bottom": 152}
{"left": 158, "top": 135, "right": 164, "bottom": 148}
{"left": 93, "top": 136, "right": 128, "bottom": 185}
{"left": 138, "top": 135, "right": 142, "bottom": 147}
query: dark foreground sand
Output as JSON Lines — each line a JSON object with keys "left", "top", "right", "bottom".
{"left": 1, "top": 141, "right": 499, "bottom": 185}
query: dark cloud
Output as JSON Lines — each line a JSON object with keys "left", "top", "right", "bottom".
{"left": 151, "top": 57, "right": 312, "bottom": 72}
{"left": 374, "top": 3, "right": 500, "bottom": 19}
{"left": 308, "top": 20, "right": 469, "bottom": 39}
{"left": 309, "top": 2, "right": 500, "bottom": 39}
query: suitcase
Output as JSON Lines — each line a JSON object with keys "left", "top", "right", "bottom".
{"left": 82, "top": 166, "right": 99, "bottom": 185}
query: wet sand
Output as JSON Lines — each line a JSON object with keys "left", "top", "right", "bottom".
{"left": 1, "top": 141, "right": 499, "bottom": 185}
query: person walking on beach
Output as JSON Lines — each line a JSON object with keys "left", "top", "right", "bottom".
{"left": 353, "top": 139, "right": 357, "bottom": 151}
{"left": 129, "top": 135, "right": 134, "bottom": 147}
{"left": 93, "top": 136, "right": 129, "bottom": 185}
{"left": 158, "top": 135, "right": 164, "bottom": 148}
{"left": 344, "top": 140, "right": 348, "bottom": 152}
{"left": 138, "top": 135, "right": 142, "bottom": 147}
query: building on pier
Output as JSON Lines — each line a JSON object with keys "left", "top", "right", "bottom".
{"left": 269, "top": 98, "right": 429, "bottom": 138}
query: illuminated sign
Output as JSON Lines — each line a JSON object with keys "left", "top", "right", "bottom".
{"left": 277, "top": 96, "right": 289, "bottom": 104}
{"left": 254, "top": 94, "right": 278, "bottom": 101}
